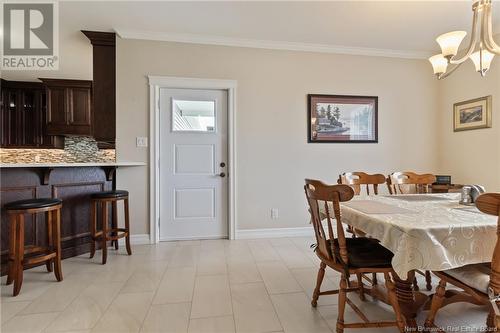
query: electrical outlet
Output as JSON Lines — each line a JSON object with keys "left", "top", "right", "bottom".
{"left": 136, "top": 137, "right": 148, "bottom": 147}
{"left": 271, "top": 208, "right": 279, "bottom": 219}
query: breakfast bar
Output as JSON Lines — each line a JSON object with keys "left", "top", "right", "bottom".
{"left": 0, "top": 162, "right": 144, "bottom": 275}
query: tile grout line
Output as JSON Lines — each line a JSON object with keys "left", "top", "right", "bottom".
{"left": 280, "top": 239, "right": 316, "bottom": 270}
{"left": 251, "top": 239, "right": 288, "bottom": 333}
{"left": 233, "top": 239, "right": 287, "bottom": 332}
{"left": 138, "top": 253, "right": 171, "bottom": 333}
{"left": 82, "top": 251, "right": 138, "bottom": 331}
{"left": 269, "top": 238, "right": 307, "bottom": 293}
{"left": 186, "top": 244, "right": 200, "bottom": 326}
{"left": 83, "top": 248, "right": 158, "bottom": 331}
{"left": 2, "top": 310, "right": 62, "bottom": 332}
{"left": 9, "top": 269, "right": 101, "bottom": 320}
{"left": 278, "top": 237, "right": 336, "bottom": 332}
{"left": 224, "top": 245, "right": 238, "bottom": 333}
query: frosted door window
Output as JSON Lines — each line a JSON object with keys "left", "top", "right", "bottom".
{"left": 172, "top": 100, "right": 215, "bottom": 132}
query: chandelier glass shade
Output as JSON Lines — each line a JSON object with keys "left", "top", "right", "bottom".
{"left": 429, "top": 0, "right": 499, "bottom": 79}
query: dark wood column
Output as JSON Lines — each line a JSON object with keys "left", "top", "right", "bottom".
{"left": 81, "top": 31, "right": 116, "bottom": 149}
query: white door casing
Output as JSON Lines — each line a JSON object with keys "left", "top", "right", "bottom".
{"left": 148, "top": 76, "right": 237, "bottom": 244}
{"left": 159, "top": 88, "right": 228, "bottom": 240}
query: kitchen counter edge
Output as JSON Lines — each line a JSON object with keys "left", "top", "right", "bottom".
{"left": 0, "top": 162, "right": 146, "bottom": 168}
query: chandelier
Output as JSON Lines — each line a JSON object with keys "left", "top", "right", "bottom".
{"left": 429, "top": 0, "right": 499, "bottom": 79}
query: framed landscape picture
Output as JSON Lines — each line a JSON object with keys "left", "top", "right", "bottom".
{"left": 453, "top": 96, "right": 492, "bottom": 132}
{"left": 308, "top": 94, "right": 378, "bottom": 143}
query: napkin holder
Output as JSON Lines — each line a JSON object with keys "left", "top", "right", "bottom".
{"left": 459, "top": 185, "right": 485, "bottom": 206}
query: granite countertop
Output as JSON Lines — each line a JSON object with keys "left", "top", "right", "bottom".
{"left": 0, "top": 162, "right": 146, "bottom": 168}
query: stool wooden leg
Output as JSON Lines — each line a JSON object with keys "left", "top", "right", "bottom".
{"left": 13, "top": 214, "right": 25, "bottom": 297}
{"left": 372, "top": 273, "right": 378, "bottom": 285}
{"left": 124, "top": 198, "right": 132, "bottom": 256}
{"left": 425, "top": 270, "right": 433, "bottom": 291}
{"left": 112, "top": 200, "right": 119, "bottom": 250}
{"left": 46, "top": 211, "right": 53, "bottom": 273}
{"left": 90, "top": 200, "right": 96, "bottom": 259}
{"left": 6, "top": 214, "right": 17, "bottom": 286}
{"left": 52, "top": 209, "right": 63, "bottom": 282}
{"left": 101, "top": 201, "right": 108, "bottom": 264}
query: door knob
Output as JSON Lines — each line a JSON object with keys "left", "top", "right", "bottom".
{"left": 220, "top": 162, "right": 226, "bottom": 167}
{"left": 219, "top": 172, "right": 226, "bottom": 178}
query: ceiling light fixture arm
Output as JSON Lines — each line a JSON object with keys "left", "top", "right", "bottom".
{"left": 450, "top": 8, "right": 479, "bottom": 64}
{"left": 436, "top": 61, "right": 463, "bottom": 80}
{"left": 483, "top": 2, "right": 500, "bottom": 55}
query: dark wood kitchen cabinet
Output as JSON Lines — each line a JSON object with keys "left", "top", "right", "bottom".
{"left": 0, "top": 80, "right": 63, "bottom": 148}
{"left": 40, "top": 78, "right": 93, "bottom": 136}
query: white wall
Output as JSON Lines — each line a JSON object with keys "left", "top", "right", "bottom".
{"left": 436, "top": 59, "right": 500, "bottom": 191}
{"left": 116, "top": 38, "right": 439, "bottom": 233}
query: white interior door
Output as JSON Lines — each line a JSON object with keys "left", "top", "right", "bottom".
{"left": 159, "top": 88, "right": 228, "bottom": 240}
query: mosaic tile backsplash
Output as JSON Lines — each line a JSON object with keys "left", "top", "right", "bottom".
{"left": 0, "top": 136, "right": 116, "bottom": 164}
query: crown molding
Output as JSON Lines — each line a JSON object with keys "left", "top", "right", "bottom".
{"left": 115, "top": 29, "right": 432, "bottom": 60}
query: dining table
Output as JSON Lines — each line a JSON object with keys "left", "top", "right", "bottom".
{"left": 336, "top": 193, "right": 498, "bottom": 328}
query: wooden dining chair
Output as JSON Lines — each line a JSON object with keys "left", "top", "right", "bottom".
{"left": 338, "top": 172, "right": 386, "bottom": 237}
{"left": 338, "top": 172, "right": 387, "bottom": 288}
{"left": 425, "top": 193, "right": 500, "bottom": 331}
{"left": 338, "top": 172, "right": 386, "bottom": 196}
{"left": 386, "top": 171, "right": 437, "bottom": 291}
{"left": 387, "top": 171, "right": 437, "bottom": 195}
{"left": 304, "top": 179, "right": 405, "bottom": 333}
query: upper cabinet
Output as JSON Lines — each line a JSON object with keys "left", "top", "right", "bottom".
{"left": 40, "top": 78, "right": 93, "bottom": 136}
{"left": 1, "top": 31, "right": 116, "bottom": 149}
{"left": 82, "top": 31, "right": 116, "bottom": 149}
{"left": 0, "top": 80, "right": 64, "bottom": 148}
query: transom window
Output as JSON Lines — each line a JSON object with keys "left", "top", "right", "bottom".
{"left": 172, "top": 100, "right": 216, "bottom": 132}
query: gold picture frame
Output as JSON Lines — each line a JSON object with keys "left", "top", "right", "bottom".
{"left": 453, "top": 96, "right": 492, "bottom": 132}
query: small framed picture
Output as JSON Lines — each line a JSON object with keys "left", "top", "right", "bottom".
{"left": 453, "top": 96, "right": 492, "bottom": 132}
{"left": 308, "top": 94, "right": 378, "bottom": 143}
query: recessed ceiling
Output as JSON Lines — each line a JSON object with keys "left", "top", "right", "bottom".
{"left": 61, "top": 1, "right": 500, "bottom": 58}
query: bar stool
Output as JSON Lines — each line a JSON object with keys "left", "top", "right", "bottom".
{"left": 4, "top": 198, "right": 63, "bottom": 296}
{"left": 89, "top": 190, "right": 132, "bottom": 264}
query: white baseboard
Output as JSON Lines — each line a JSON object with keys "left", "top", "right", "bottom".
{"left": 118, "top": 234, "right": 151, "bottom": 245}
{"left": 236, "top": 227, "right": 314, "bottom": 239}
{"left": 160, "top": 235, "right": 227, "bottom": 241}
{"left": 138, "top": 225, "right": 323, "bottom": 243}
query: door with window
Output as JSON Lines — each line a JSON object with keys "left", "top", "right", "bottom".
{"left": 159, "top": 88, "right": 228, "bottom": 240}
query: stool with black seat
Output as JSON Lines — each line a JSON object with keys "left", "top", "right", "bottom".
{"left": 90, "top": 190, "right": 132, "bottom": 264}
{"left": 4, "top": 198, "right": 63, "bottom": 297}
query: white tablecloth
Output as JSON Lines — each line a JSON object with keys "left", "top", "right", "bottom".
{"left": 337, "top": 194, "right": 498, "bottom": 278}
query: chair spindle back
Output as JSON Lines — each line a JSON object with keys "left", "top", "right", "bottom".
{"left": 304, "top": 179, "right": 354, "bottom": 265}
{"left": 338, "top": 172, "right": 386, "bottom": 195}
{"left": 387, "top": 171, "right": 436, "bottom": 194}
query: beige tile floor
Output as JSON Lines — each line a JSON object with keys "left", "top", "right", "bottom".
{"left": 0, "top": 237, "right": 491, "bottom": 333}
